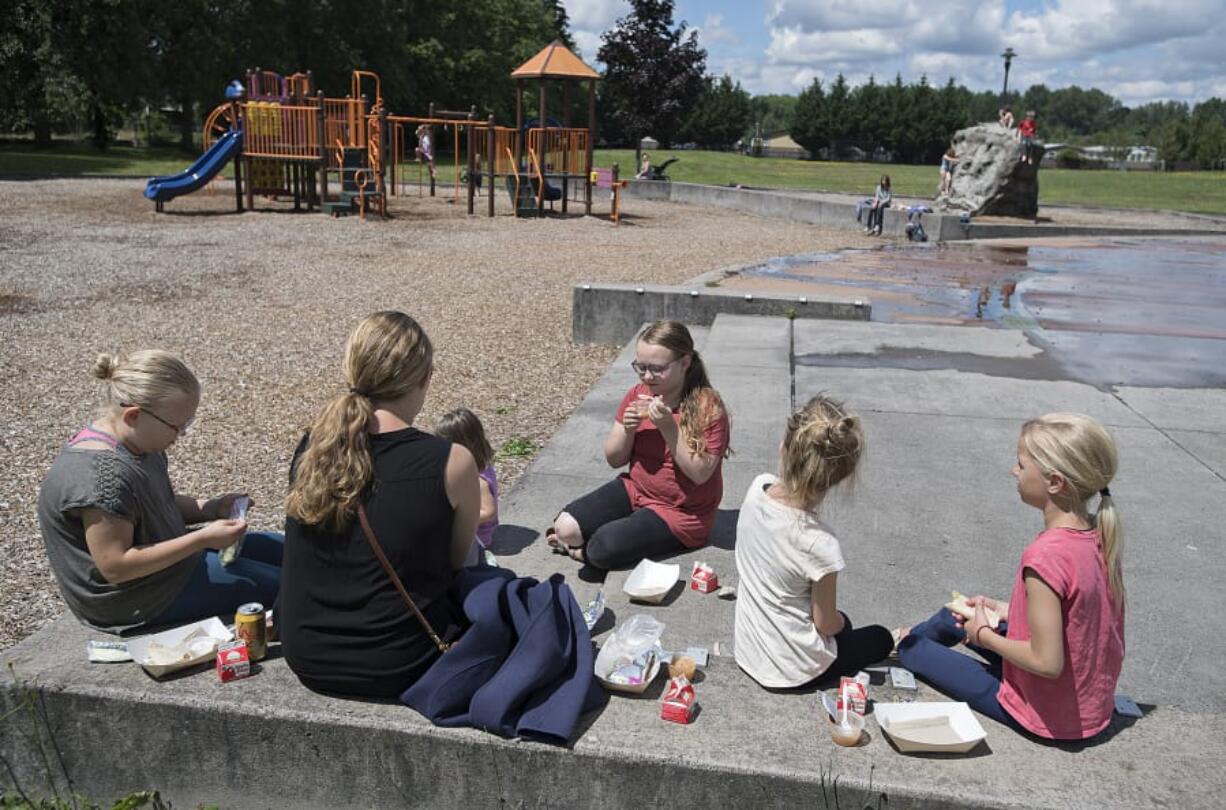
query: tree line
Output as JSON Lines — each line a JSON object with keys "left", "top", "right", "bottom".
{"left": 786, "top": 76, "right": 1226, "bottom": 167}
{"left": 2, "top": 0, "right": 1222, "bottom": 168}
{"left": 1, "top": 0, "right": 573, "bottom": 149}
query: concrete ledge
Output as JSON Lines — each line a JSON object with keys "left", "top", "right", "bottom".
{"left": 6, "top": 317, "right": 1225, "bottom": 809}
{"left": 625, "top": 180, "right": 1222, "bottom": 242}
{"left": 571, "top": 282, "right": 869, "bottom": 344}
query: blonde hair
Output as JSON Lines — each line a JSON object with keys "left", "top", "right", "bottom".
{"left": 1020, "top": 413, "right": 1123, "bottom": 605}
{"left": 92, "top": 350, "right": 199, "bottom": 413}
{"left": 435, "top": 407, "right": 493, "bottom": 471}
{"left": 285, "top": 311, "right": 433, "bottom": 533}
{"left": 637, "top": 321, "right": 729, "bottom": 458}
{"left": 779, "top": 394, "right": 863, "bottom": 512}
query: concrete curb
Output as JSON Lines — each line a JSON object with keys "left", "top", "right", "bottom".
{"left": 623, "top": 180, "right": 1223, "bottom": 242}
{"left": 571, "top": 282, "right": 870, "bottom": 344}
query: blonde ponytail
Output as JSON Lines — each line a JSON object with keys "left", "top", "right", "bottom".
{"left": 1096, "top": 491, "right": 1124, "bottom": 606}
{"left": 285, "top": 311, "right": 433, "bottom": 533}
{"left": 1021, "top": 413, "right": 1124, "bottom": 605}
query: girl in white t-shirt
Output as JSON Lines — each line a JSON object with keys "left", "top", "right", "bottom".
{"left": 734, "top": 395, "right": 893, "bottom": 689}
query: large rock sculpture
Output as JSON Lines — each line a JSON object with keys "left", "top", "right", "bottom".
{"left": 939, "top": 124, "right": 1043, "bottom": 218}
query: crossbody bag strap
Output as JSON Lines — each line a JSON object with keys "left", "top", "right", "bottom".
{"left": 356, "top": 504, "right": 451, "bottom": 654}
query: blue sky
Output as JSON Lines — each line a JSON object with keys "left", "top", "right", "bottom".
{"left": 562, "top": 0, "right": 1226, "bottom": 106}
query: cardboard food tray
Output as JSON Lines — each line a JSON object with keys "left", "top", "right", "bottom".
{"left": 126, "top": 617, "right": 232, "bottom": 678}
{"left": 598, "top": 652, "right": 662, "bottom": 694}
{"left": 874, "top": 702, "right": 987, "bottom": 753}
{"left": 623, "top": 559, "right": 679, "bottom": 604}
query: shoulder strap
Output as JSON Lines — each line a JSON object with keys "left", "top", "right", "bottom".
{"left": 356, "top": 504, "right": 451, "bottom": 654}
{"left": 68, "top": 427, "right": 120, "bottom": 449}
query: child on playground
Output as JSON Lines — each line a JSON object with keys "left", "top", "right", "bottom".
{"left": 939, "top": 146, "right": 959, "bottom": 196}
{"left": 435, "top": 407, "right": 499, "bottom": 566}
{"left": 734, "top": 395, "right": 893, "bottom": 689}
{"left": 415, "top": 124, "right": 437, "bottom": 181}
{"left": 896, "top": 413, "right": 1126, "bottom": 740}
{"left": 635, "top": 152, "right": 652, "bottom": 180}
{"left": 1018, "top": 111, "right": 1038, "bottom": 163}
{"left": 37, "top": 350, "right": 282, "bottom": 634}
{"left": 864, "top": 174, "right": 891, "bottom": 236}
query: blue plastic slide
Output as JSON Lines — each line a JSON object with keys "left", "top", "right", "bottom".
{"left": 144, "top": 129, "right": 242, "bottom": 204}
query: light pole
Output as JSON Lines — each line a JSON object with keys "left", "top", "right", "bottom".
{"left": 1001, "top": 47, "right": 1016, "bottom": 101}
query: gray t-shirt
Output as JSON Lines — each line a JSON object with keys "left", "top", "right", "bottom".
{"left": 37, "top": 443, "right": 197, "bottom": 633}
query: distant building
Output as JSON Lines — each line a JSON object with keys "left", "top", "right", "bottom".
{"left": 757, "top": 133, "right": 811, "bottom": 160}
{"left": 1041, "top": 143, "right": 1159, "bottom": 170}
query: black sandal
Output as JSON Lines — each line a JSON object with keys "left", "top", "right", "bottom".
{"left": 546, "top": 530, "right": 585, "bottom": 562}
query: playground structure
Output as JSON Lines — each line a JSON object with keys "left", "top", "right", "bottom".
{"left": 144, "top": 42, "right": 610, "bottom": 221}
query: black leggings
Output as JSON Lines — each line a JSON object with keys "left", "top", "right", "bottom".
{"left": 766, "top": 613, "right": 895, "bottom": 692}
{"left": 866, "top": 203, "right": 885, "bottom": 231}
{"left": 561, "top": 478, "right": 684, "bottom": 570}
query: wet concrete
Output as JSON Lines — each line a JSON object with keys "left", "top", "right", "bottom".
{"left": 720, "top": 236, "right": 1226, "bottom": 389}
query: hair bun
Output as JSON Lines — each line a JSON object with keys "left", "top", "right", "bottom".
{"left": 92, "top": 353, "right": 119, "bottom": 380}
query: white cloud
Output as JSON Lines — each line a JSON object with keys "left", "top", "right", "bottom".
{"left": 1002, "top": 0, "right": 1217, "bottom": 60}
{"left": 571, "top": 29, "right": 604, "bottom": 64}
{"left": 697, "top": 13, "right": 738, "bottom": 46}
{"left": 563, "top": 0, "right": 629, "bottom": 30}
{"left": 753, "top": 0, "right": 1226, "bottom": 103}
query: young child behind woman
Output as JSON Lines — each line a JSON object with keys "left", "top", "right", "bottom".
{"left": 734, "top": 395, "right": 893, "bottom": 689}
{"left": 435, "top": 407, "right": 499, "bottom": 565}
{"left": 897, "top": 413, "right": 1125, "bottom": 739}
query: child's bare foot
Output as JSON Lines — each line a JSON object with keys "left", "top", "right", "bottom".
{"left": 891, "top": 626, "right": 911, "bottom": 648}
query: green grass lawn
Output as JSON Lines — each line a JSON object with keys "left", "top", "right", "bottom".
{"left": 593, "top": 149, "right": 1226, "bottom": 215}
{"left": 0, "top": 141, "right": 197, "bottom": 178}
{"left": 3, "top": 141, "right": 1223, "bottom": 215}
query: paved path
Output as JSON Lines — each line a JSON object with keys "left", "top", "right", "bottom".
{"left": 495, "top": 313, "right": 1226, "bottom": 807}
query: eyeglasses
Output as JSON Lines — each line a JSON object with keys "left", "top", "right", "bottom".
{"left": 630, "top": 358, "right": 679, "bottom": 378}
{"left": 123, "top": 403, "right": 192, "bottom": 437}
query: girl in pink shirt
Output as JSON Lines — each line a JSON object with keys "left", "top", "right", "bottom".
{"left": 896, "top": 413, "right": 1126, "bottom": 740}
{"left": 547, "top": 321, "right": 730, "bottom": 573}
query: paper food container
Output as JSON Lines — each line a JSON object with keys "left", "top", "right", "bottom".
{"left": 594, "top": 643, "right": 664, "bottom": 695}
{"left": 874, "top": 702, "right": 987, "bottom": 754}
{"left": 623, "top": 559, "right": 680, "bottom": 604}
{"left": 126, "top": 617, "right": 233, "bottom": 678}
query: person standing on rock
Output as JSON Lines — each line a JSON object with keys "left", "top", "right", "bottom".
{"left": 998, "top": 106, "right": 1014, "bottom": 129}
{"left": 939, "top": 147, "right": 960, "bottom": 197}
{"left": 547, "top": 321, "right": 730, "bottom": 575}
{"left": 1018, "top": 111, "right": 1039, "bottom": 164}
{"left": 37, "top": 350, "right": 282, "bottom": 634}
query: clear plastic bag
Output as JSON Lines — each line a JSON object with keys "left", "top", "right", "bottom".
{"left": 594, "top": 614, "right": 665, "bottom": 685}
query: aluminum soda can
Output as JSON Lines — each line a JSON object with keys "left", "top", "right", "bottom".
{"left": 235, "top": 602, "right": 267, "bottom": 661}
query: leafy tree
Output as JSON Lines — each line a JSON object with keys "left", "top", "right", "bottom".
{"left": 850, "top": 76, "right": 883, "bottom": 156}
{"left": 825, "top": 73, "right": 852, "bottom": 156}
{"left": 0, "top": 0, "right": 88, "bottom": 145}
{"left": 790, "top": 77, "right": 826, "bottom": 157}
{"left": 52, "top": 0, "right": 158, "bottom": 147}
{"left": 597, "top": 0, "right": 707, "bottom": 154}
{"left": 750, "top": 93, "right": 796, "bottom": 138}
{"left": 681, "top": 74, "right": 751, "bottom": 148}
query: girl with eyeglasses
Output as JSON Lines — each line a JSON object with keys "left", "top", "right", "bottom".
{"left": 37, "top": 350, "right": 281, "bottom": 635}
{"left": 548, "top": 321, "right": 730, "bottom": 573}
